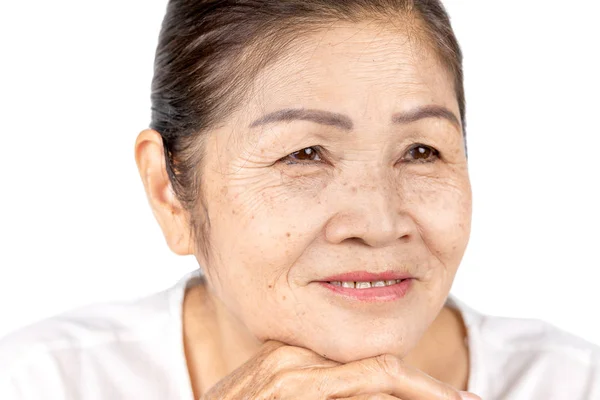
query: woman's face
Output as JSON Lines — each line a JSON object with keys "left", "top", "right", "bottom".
{"left": 197, "top": 22, "right": 471, "bottom": 363}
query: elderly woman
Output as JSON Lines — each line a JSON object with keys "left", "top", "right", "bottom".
{"left": 1, "top": 0, "right": 598, "bottom": 399}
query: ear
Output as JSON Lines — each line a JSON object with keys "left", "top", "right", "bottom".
{"left": 135, "top": 129, "right": 194, "bottom": 255}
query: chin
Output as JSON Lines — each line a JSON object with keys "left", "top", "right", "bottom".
{"left": 302, "top": 330, "right": 415, "bottom": 364}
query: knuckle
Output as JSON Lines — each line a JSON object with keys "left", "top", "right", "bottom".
{"left": 266, "top": 345, "right": 317, "bottom": 368}
{"left": 439, "top": 386, "right": 464, "bottom": 400}
{"left": 264, "top": 370, "right": 301, "bottom": 396}
{"left": 375, "top": 354, "right": 404, "bottom": 377}
{"left": 262, "top": 345, "right": 299, "bottom": 371}
{"left": 270, "top": 345, "right": 299, "bottom": 360}
{"left": 275, "top": 369, "right": 302, "bottom": 386}
{"left": 367, "top": 394, "right": 391, "bottom": 400}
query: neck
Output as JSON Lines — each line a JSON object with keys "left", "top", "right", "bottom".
{"left": 183, "top": 281, "right": 469, "bottom": 397}
{"left": 403, "top": 304, "right": 470, "bottom": 390}
{"left": 182, "top": 281, "right": 261, "bottom": 397}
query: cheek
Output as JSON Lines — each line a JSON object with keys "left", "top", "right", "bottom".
{"left": 404, "top": 172, "right": 472, "bottom": 265}
{"left": 204, "top": 167, "right": 331, "bottom": 288}
{"left": 202, "top": 176, "right": 321, "bottom": 342}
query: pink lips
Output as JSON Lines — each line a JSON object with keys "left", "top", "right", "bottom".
{"left": 321, "top": 271, "right": 413, "bottom": 282}
{"left": 316, "top": 270, "right": 414, "bottom": 302}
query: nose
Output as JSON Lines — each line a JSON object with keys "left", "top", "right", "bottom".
{"left": 323, "top": 175, "right": 413, "bottom": 248}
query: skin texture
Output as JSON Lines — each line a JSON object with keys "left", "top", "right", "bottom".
{"left": 136, "top": 21, "right": 473, "bottom": 397}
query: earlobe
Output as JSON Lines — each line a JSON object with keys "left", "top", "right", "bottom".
{"left": 135, "top": 129, "right": 194, "bottom": 256}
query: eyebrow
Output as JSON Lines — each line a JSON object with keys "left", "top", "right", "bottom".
{"left": 249, "top": 105, "right": 460, "bottom": 131}
{"left": 249, "top": 108, "right": 354, "bottom": 130}
{"left": 391, "top": 105, "right": 461, "bottom": 131}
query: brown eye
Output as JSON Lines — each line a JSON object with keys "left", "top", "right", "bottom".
{"left": 287, "top": 147, "right": 322, "bottom": 162}
{"left": 405, "top": 144, "right": 439, "bottom": 162}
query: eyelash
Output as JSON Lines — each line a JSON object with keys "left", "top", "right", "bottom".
{"left": 401, "top": 143, "right": 440, "bottom": 164}
{"left": 280, "top": 146, "right": 325, "bottom": 165}
{"left": 279, "top": 144, "right": 440, "bottom": 165}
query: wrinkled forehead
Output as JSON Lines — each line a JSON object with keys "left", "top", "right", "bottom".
{"left": 238, "top": 22, "right": 459, "bottom": 130}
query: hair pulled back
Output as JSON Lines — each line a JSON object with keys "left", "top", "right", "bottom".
{"left": 150, "top": 0, "right": 465, "bottom": 240}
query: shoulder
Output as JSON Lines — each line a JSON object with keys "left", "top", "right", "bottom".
{"left": 476, "top": 311, "right": 600, "bottom": 368}
{"left": 480, "top": 315, "right": 599, "bottom": 398}
{"left": 0, "top": 288, "right": 174, "bottom": 370}
{"left": 0, "top": 273, "right": 197, "bottom": 399}
{"left": 452, "top": 297, "right": 600, "bottom": 399}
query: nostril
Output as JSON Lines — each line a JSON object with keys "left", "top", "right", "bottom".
{"left": 346, "top": 237, "right": 368, "bottom": 246}
{"left": 323, "top": 209, "right": 412, "bottom": 246}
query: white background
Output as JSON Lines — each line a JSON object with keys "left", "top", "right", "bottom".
{"left": 0, "top": 1, "right": 598, "bottom": 346}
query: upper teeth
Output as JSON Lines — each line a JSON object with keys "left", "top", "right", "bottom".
{"left": 330, "top": 280, "right": 404, "bottom": 289}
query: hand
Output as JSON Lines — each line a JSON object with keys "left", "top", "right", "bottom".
{"left": 200, "top": 340, "right": 482, "bottom": 400}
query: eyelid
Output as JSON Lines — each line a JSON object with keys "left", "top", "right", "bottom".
{"left": 278, "top": 143, "right": 439, "bottom": 165}
{"left": 401, "top": 143, "right": 440, "bottom": 163}
{"left": 279, "top": 145, "right": 326, "bottom": 165}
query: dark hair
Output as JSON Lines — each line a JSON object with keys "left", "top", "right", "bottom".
{"left": 150, "top": 0, "right": 465, "bottom": 243}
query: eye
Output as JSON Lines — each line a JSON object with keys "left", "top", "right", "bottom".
{"left": 281, "top": 146, "right": 322, "bottom": 164}
{"left": 403, "top": 144, "right": 440, "bottom": 163}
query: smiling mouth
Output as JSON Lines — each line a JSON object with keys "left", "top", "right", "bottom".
{"left": 317, "top": 278, "right": 414, "bottom": 302}
{"left": 327, "top": 279, "right": 406, "bottom": 289}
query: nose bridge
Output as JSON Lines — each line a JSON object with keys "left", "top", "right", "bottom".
{"left": 325, "top": 167, "right": 410, "bottom": 247}
{"left": 359, "top": 168, "right": 400, "bottom": 233}
{"left": 355, "top": 166, "right": 393, "bottom": 207}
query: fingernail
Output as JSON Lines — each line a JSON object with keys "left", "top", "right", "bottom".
{"left": 459, "top": 392, "right": 482, "bottom": 400}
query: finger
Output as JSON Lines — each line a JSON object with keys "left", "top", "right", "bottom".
{"left": 315, "top": 354, "right": 468, "bottom": 400}
{"left": 458, "top": 392, "right": 482, "bottom": 400}
{"left": 261, "top": 342, "right": 340, "bottom": 372}
{"left": 259, "top": 340, "right": 287, "bottom": 353}
{"left": 340, "top": 394, "right": 399, "bottom": 400}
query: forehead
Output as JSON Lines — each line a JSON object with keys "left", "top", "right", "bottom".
{"left": 240, "top": 22, "right": 458, "bottom": 128}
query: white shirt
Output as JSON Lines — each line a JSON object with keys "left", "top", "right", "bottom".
{"left": 1, "top": 271, "right": 598, "bottom": 400}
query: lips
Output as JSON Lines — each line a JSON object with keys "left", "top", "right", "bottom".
{"left": 314, "top": 270, "right": 415, "bottom": 302}
{"left": 319, "top": 270, "right": 414, "bottom": 283}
